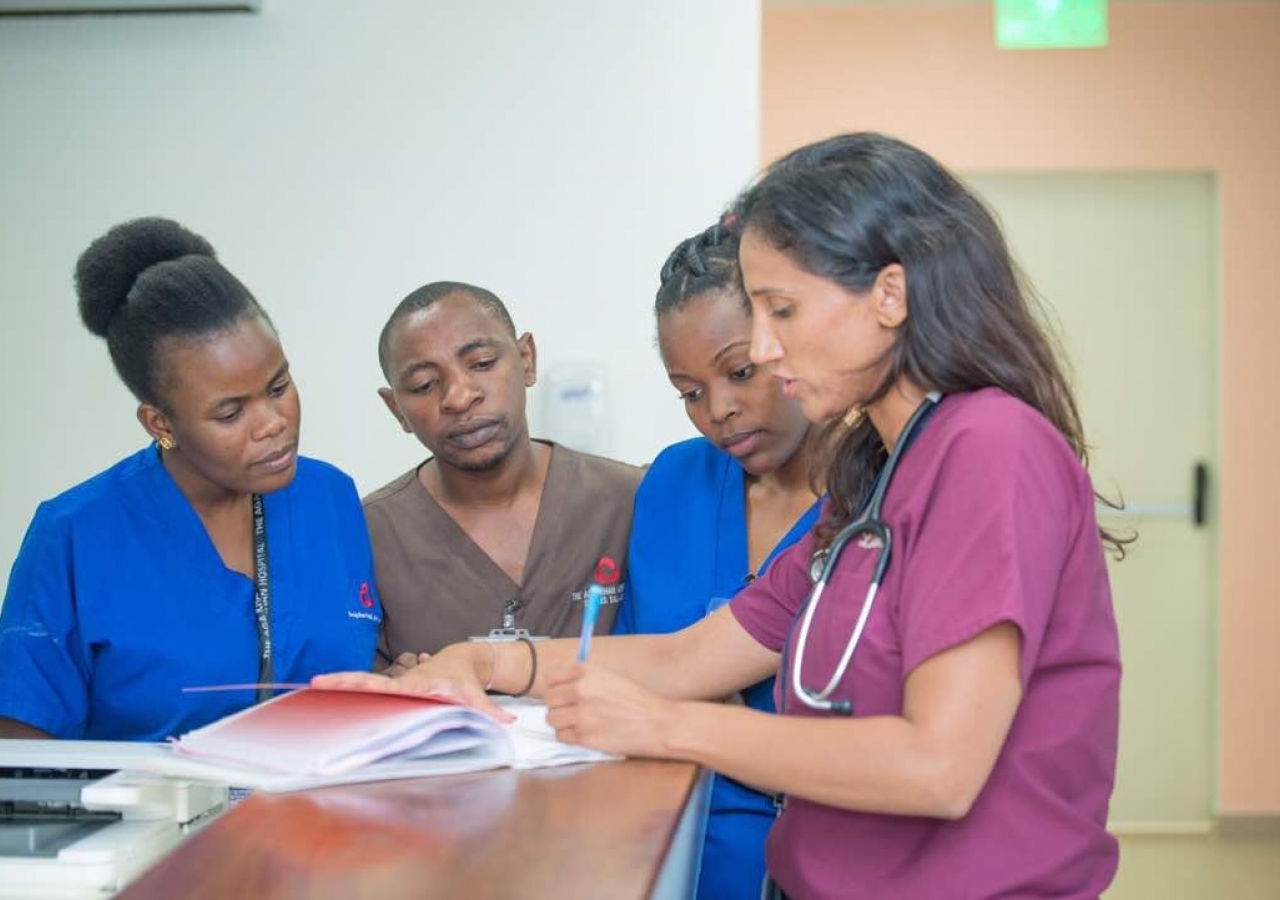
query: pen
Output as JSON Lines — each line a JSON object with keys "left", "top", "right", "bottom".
{"left": 578, "top": 583, "right": 604, "bottom": 662}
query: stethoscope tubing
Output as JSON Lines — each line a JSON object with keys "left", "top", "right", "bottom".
{"left": 789, "top": 392, "right": 941, "bottom": 715}
{"left": 791, "top": 521, "right": 891, "bottom": 709}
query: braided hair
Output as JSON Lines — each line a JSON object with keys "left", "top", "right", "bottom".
{"left": 654, "top": 216, "right": 745, "bottom": 317}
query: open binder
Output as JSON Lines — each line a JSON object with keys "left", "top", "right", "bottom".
{"left": 143, "top": 688, "right": 614, "bottom": 792}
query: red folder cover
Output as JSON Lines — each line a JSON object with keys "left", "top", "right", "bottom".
{"left": 149, "top": 688, "right": 613, "bottom": 791}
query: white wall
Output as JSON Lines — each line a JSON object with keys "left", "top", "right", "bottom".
{"left": 0, "top": 0, "right": 761, "bottom": 574}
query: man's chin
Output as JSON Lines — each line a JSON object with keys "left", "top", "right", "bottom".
{"left": 439, "top": 444, "right": 510, "bottom": 473}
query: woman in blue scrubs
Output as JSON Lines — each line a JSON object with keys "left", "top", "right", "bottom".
{"left": 0, "top": 217, "right": 381, "bottom": 742}
{"left": 615, "top": 220, "right": 821, "bottom": 900}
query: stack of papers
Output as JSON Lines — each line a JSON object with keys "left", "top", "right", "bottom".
{"left": 142, "top": 688, "right": 614, "bottom": 792}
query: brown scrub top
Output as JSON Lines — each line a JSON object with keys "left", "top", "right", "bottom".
{"left": 363, "top": 441, "right": 643, "bottom": 664}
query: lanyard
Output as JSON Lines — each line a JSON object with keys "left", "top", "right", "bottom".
{"left": 251, "top": 493, "right": 273, "bottom": 703}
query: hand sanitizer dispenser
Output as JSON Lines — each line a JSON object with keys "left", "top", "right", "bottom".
{"left": 542, "top": 363, "right": 609, "bottom": 456}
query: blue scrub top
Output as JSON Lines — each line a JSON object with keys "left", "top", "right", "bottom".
{"left": 615, "top": 437, "right": 820, "bottom": 900}
{"left": 0, "top": 446, "right": 382, "bottom": 742}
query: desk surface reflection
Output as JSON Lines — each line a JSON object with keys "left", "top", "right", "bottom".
{"left": 118, "top": 759, "right": 704, "bottom": 900}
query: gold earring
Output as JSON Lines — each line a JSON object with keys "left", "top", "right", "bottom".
{"left": 158, "top": 437, "right": 175, "bottom": 451}
{"left": 842, "top": 406, "right": 864, "bottom": 428}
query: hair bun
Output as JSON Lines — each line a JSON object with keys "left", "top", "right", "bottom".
{"left": 75, "top": 216, "right": 216, "bottom": 337}
{"left": 659, "top": 235, "right": 696, "bottom": 284}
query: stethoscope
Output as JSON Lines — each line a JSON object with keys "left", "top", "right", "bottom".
{"left": 788, "top": 391, "right": 942, "bottom": 715}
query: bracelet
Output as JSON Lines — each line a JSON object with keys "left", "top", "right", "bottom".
{"left": 481, "top": 641, "right": 499, "bottom": 692}
{"left": 511, "top": 636, "right": 538, "bottom": 698}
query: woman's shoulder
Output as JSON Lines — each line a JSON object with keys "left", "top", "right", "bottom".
{"left": 644, "top": 436, "right": 729, "bottom": 484}
{"left": 927, "top": 388, "right": 1093, "bottom": 502}
{"left": 631, "top": 438, "right": 735, "bottom": 526}
{"left": 11, "top": 448, "right": 160, "bottom": 557}
{"left": 938, "top": 388, "right": 1078, "bottom": 458}
{"left": 38, "top": 447, "right": 159, "bottom": 521}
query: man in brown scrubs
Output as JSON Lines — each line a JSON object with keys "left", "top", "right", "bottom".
{"left": 365, "top": 281, "right": 642, "bottom": 665}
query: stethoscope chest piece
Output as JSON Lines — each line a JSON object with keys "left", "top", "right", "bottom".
{"left": 807, "top": 548, "right": 830, "bottom": 584}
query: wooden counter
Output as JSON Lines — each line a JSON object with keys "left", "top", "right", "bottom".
{"left": 117, "top": 759, "right": 707, "bottom": 900}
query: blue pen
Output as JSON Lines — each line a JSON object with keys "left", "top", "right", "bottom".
{"left": 578, "top": 583, "right": 604, "bottom": 662}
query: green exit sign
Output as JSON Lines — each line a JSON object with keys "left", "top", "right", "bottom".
{"left": 996, "top": 0, "right": 1109, "bottom": 49}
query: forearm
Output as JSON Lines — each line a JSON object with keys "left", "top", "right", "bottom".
{"left": 652, "top": 625, "right": 1022, "bottom": 819}
{"left": 484, "top": 631, "right": 728, "bottom": 701}
{"left": 661, "top": 702, "right": 976, "bottom": 819}
{"left": 324, "top": 609, "right": 782, "bottom": 718}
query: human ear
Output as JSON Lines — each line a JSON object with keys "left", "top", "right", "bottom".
{"left": 136, "top": 404, "right": 176, "bottom": 449}
{"left": 377, "top": 387, "right": 413, "bottom": 434}
{"left": 873, "top": 263, "right": 909, "bottom": 329}
{"left": 518, "top": 332, "right": 537, "bottom": 387}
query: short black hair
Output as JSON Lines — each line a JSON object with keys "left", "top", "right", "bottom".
{"left": 654, "top": 218, "right": 745, "bottom": 318}
{"left": 378, "top": 281, "right": 517, "bottom": 380}
{"left": 75, "top": 217, "right": 269, "bottom": 407}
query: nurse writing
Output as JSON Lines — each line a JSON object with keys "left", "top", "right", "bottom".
{"left": 317, "top": 133, "right": 1124, "bottom": 900}
{"left": 614, "top": 219, "right": 820, "bottom": 900}
{"left": 0, "top": 217, "right": 381, "bottom": 742}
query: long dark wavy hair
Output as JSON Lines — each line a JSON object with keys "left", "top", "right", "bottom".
{"left": 734, "top": 132, "right": 1129, "bottom": 557}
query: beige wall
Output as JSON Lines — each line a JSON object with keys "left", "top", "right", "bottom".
{"left": 762, "top": 2, "right": 1280, "bottom": 814}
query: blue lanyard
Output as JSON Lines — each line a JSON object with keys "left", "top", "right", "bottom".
{"left": 251, "top": 493, "right": 273, "bottom": 703}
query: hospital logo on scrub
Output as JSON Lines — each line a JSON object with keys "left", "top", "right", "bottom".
{"left": 857, "top": 533, "right": 884, "bottom": 550}
{"left": 571, "top": 557, "right": 624, "bottom": 606}
{"left": 348, "top": 581, "right": 382, "bottom": 623}
{"left": 594, "top": 556, "right": 621, "bottom": 586}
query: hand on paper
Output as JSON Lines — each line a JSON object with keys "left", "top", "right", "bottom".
{"left": 544, "top": 663, "right": 676, "bottom": 758}
{"left": 312, "top": 644, "right": 514, "bottom": 723}
{"left": 382, "top": 651, "right": 431, "bottom": 677}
